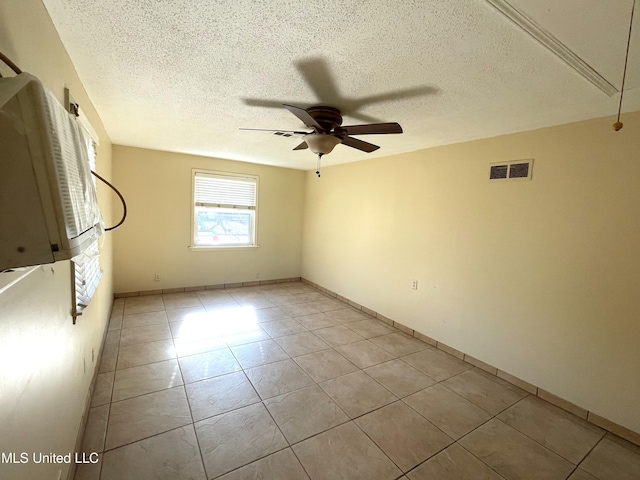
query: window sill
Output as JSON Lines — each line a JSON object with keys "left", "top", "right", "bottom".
{"left": 189, "top": 245, "right": 259, "bottom": 251}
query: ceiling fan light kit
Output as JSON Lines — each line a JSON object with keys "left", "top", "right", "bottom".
{"left": 241, "top": 103, "right": 403, "bottom": 177}
{"left": 303, "top": 134, "right": 341, "bottom": 155}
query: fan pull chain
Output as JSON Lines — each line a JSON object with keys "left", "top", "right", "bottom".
{"left": 614, "top": 0, "right": 636, "bottom": 131}
{"left": 316, "top": 154, "right": 322, "bottom": 177}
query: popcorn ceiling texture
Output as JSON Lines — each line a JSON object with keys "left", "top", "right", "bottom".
{"left": 41, "top": 0, "right": 639, "bottom": 169}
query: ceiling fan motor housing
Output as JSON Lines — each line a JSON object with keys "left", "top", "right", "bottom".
{"left": 306, "top": 106, "right": 343, "bottom": 132}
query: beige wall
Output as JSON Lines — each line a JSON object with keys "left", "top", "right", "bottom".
{"left": 112, "top": 146, "right": 305, "bottom": 293}
{"left": 301, "top": 112, "right": 640, "bottom": 434}
{"left": 0, "top": 2, "right": 113, "bottom": 480}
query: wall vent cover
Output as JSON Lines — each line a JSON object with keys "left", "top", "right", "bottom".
{"left": 489, "top": 159, "right": 533, "bottom": 181}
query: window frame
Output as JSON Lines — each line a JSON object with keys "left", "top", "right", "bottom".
{"left": 190, "top": 169, "right": 259, "bottom": 250}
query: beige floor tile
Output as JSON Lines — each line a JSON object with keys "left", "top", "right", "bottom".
{"left": 234, "top": 297, "right": 276, "bottom": 309}
{"left": 117, "top": 339, "right": 176, "bottom": 370}
{"left": 201, "top": 298, "right": 241, "bottom": 309}
{"left": 178, "top": 348, "right": 241, "bottom": 384}
{"left": 292, "top": 292, "right": 329, "bottom": 303}
{"left": 223, "top": 324, "right": 271, "bottom": 347}
{"left": 313, "top": 325, "right": 365, "bottom": 347}
{"left": 265, "top": 384, "right": 349, "bottom": 444}
{"left": 324, "top": 308, "right": 370, "bottom": 323}
{"left": 334, "top": 340, "right": 395, "bottom": 369}
{"left": 249, "top": 306, "right": 292, "bottom": 323}
{"left": 459, "top": 419, "right": 574, "bottom": 480}
{"left": 404, "top": 383, "right": 492, "bottom": 439}
{"left": 195, "top": 403, "right": 287, "bottom": 479}
{"left": 119, "top": 323, "right": 172, "bottom": 347}
{"left": 216, "top": 448, "right": 310, "bottom": 480}
{"left": 172, "top": 335, "right": 228, "bottom": 357}
{"left": 280, "top": 302, "right": 321, "bottom": 317}
{"left": 268, "top": 292, "right": 303, "bottom": 305}
{"left": 344, "top": 319, "right": 393, "bottom": 338}
{"left": 292, "top": 422, "right": 402, "bottom": 480}
{"left": 408, "top": 443, "right": 504, "bottom": 480}
{"left": 122, "top": 310, "right": 168, "bottom": 329}
{"left": 580, "top": 438, "right": 640, "bottom": 480}
{"left": 368, "top": 333, "right": 428, "bottom": 356}
{"left": 293, "top": 349, "right": 359, "bottom": 382}
{"left": 567, "top": 469, "right": 599, "bottom": 480}
{"left": 205, "top": 312, "right": 260, "bottom": 337}
{"left": 169, "top": 316, "right": 223, "bottom": 340}
{"left": 98, "top": 330, "right": 121, "bottom": 373}
{"left": 91, "top": 371, "right": 115, "bottom": 407}
{"left": 108, "top": 312, "right": 123, "bottom": 331}
{"left": 101, "top": 425, "right": 206, "bottom": 480}
{"left": 498, "top": 396, "right": 604, "bottom": 464}
{"left": 185, "top": 371, "right": 260, "bottom": 421}
{"left": 604, "top": 432, "right": 640, "bottom": 456}
{"left": 124, "top": 295, "right": 165, "bottom": 314}
{"left": 162, "top": 291, "right": 203, "bottom": 310}
{"left": 319, "top": 370, "right": 397, "bottom": 418}
{"left": 74, "top": 454, "right": 102, "bottom": 480}
{"left": 274, "top": 332, "right": 330, "bottom": 357}
{"left": 308, "top": 299, "right": 345, "bottom": 312}
{"left": 260, "top": 318, "right": 308, "bottom": 337}
{"left": 401, "top": 348, "right": 472, "bottom": 381}
{"left": 230, "top": 339, "right": 290, "bottom": 369}
{"left": 355, "top": 401, "right": 452, "bottom": 472}
{"left": 245, "top": 359, "right": 314, "bottom": 399}
{"left": 443, "top": 369, "right": 527, "bottom": 415}
{"left": 295, "top": 312, "right": 339, "bottom": 330}
{"left": 165, "top": 305, "right": 208, "bottom": 323}
{"left": 112, "top": 359, "right": 183, "bottom": 402}
{"left": 364, "top": 359, "right": 435, "bottom": 398}
{"left": 81, "top": 404, "right": 109, "bottom": 454}
{"left": 195, "top": 289, "right": 234, "bottom": 304}
{"left": 105, "top": 387, "right": 191, "bottom": 450}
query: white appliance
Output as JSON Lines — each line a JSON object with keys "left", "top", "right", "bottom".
{"left": 0, "top": 73, "right": 103, "bottom": 270}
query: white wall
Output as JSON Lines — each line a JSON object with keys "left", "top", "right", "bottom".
{"left": 0, "top": 2, "right": 113, "bottom": 479}
{"left": 112, "top": 146, "right": 305, "bottom": 293}
{"left": 301, "top": 112, "right": 640, "bottom": 434}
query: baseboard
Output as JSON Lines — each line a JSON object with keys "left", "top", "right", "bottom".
{"left": 300, "top": 278, "right": 640, "bottom": 447}
{"left": 114, "top": 276, "right": 302, "bottom": 298}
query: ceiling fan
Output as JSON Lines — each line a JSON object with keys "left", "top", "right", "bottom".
{"left": 241, "top": 103, "right": 403, "bottom": 177}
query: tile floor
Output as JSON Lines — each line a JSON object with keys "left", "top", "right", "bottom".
{"left": 76, "top": 282, "right": 640, "bottom": 480}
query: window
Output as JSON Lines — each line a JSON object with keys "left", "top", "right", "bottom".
{"left": 71, "top": 121, "right": 102, "bottom": 322}
{"left": 192, "top": 171, "right": 258, "bottom": 247}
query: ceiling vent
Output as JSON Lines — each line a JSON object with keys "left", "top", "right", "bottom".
{"left": 489, "top": 159, "right": 533, "bottom": 181}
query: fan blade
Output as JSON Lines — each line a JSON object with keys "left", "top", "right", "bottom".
{"left": 239, "top": 128, "right": 309, "bottom": 137}
{"left": 341, "top": 123, "right": 403, "bottom": 135}
{"left": 283, "top": 104, "right": 324, "bottom": 131}
{"left": 293, "top": 142, "right": 308, "bottom": 150}
{"left": 341, "top": 136, "right": 380, "bottom": 153}
{"left": 295, "top": 57, "right": 340, "bottom": 104}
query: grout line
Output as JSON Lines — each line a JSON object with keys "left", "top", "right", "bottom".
{"left": 96, "top": 282, "right": 635, "bottom": 478}
{"left": 301, "top": 278, "right": 640, "bottom": 448}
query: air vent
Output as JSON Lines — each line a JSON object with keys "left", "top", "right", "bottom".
{"left": 489, "top": 159, "right": 533, "bottom": 181}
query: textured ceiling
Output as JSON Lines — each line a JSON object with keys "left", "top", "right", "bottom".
{"left": 42, "top": 0, "right": 639, "bottom": 169}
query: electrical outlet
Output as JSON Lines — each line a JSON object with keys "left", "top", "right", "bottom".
{"left": 255, "top": 272, "right": 260, "bottom": 279}
{"left": 411, "top": 280, "right": 418, "bottom": 290}
{"left": 154, "top": 274, "right": 160, "bottom": 282}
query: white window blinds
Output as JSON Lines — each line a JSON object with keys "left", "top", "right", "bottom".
{"left": 72, "top": 239, "right": 102, "bottom": 322}
{"left": 194, "top": 173, "right": 257, "bottom": 209}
